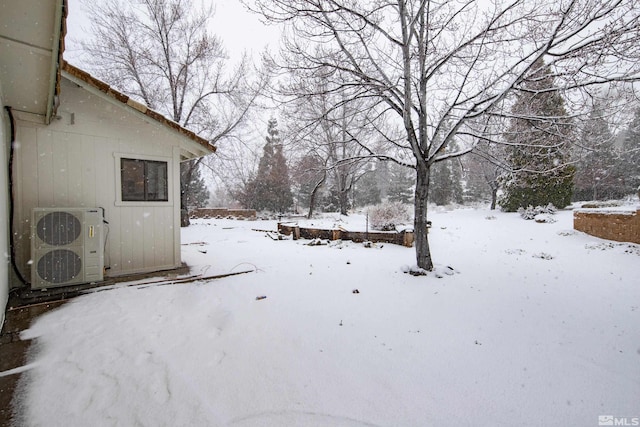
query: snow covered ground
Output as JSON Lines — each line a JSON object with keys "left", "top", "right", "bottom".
{"left": 11, "top": 207, "right": 640, "bottom": 426}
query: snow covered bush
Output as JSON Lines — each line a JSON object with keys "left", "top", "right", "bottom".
{"left": 368, "top": 201, "right": 411, "bottom": 231}
{"left": 517, "top": 204, "right": 557, "bottom": 221}
{"left": 534, "top": 214, "right": 557, "bottom": 223}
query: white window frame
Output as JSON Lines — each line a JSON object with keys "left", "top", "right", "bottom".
{"left": 114, "top": 153, "right": 173, "bottom": 206}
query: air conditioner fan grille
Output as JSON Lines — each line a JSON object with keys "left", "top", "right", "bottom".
{"left": 36, "top": 249, "right": 82, "bottom": 284}
{"left": 37, "top": 211, "right": 82, "bottom": 246}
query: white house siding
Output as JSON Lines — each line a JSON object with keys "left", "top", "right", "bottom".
{"left": 13, "top": 77, "right": 183, "bottom": 279}
{"left": 1, "top": 88, "right": 10, "bottom": 323}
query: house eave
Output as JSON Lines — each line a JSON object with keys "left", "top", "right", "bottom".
{"left": 60, "top": 61, "right": 216, "bottom": 159}
{"left": 0, "top": 0, "right": 67, "bottom": 120}
{"left": 45, "top": 0, "right": 66, "bottom": 125}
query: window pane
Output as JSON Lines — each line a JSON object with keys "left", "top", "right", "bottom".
{"left": 145, "top": 161, "right": 168, "bottom": 201}
{"left": 121, "top": 158, "right": 145, "bottom": 201}
{"left": 121, "top": 158, "right": 168, "bottom": 202}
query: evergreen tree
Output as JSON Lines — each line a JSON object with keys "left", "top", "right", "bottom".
{"left": 451, "top": 158, "right": 465, "bottom": 205}
{"left": 429, "top": 144, "right": 464, "bottom": 206}
{"left": 375, "top": 160, "right": 391, "bottom": 201}
{"left": 180, "top": 159, "right": 210, "bottom": 225}
{"left": 620, "top": 107, "right": 640, "bottom": 196}
{"left": 463, "top": 152, "right": 495, "bottom": 205}
{"left": 322, "top": 180, "right": 351, "bottom": 213}
{"left": 387, "top": 162, "right": 414, "bottom": 204}
{"left": 353, "top": 166, "right": 382, "bottom": 207}
{"left": 429, "top": 161, "right": 452, "bottom": 206}
{"left": 499, "top": 59, "right": 575, "bottom": 211}
{"left": 352, "top": 161, "right": 414, "bottom": 207}
{"left": 180, "top": 161, "right": 210, "bottom": 209}
{"left": 573, "top": 104, "right": 622, "bottom": 201}
{"left": 243, "top": 119, "right": 294, "bottom": 213}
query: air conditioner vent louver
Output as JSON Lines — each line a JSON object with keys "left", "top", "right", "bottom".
{"left": 36, "top": 249, "right": 83, "bottom": 284}
{"left": 31, "top": 208, "right": 104, "bottom": 289}
{"left": 37, "top": 211, "right": 82, "bottom": 246}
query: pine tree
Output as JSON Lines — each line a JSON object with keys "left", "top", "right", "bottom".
{"left": 181, "top": 161, "right": 210, "bottom": 209}
{"left": 387, "top": 162, "right": 415, "bottom": 204}
{"left": 573, "top": 104, "right": 622, "bottom": 201}
{"left": 429, "top": 161, "right": 452, "bottom": 206}
{"left": 429, "top": 148, "right": 464, "bottom": 206}
{"left": 499, "top": 59, "right": 575, "bottom": 211}
{"left": 243, "top": 118, "right": 294, "bottom": 213}
{"left": 353, "top": 166, "right": 381, "bottom": 207}
{"left": 180, "top": 159, "right": 210, "bottom": 225}
{"left": 270, "top": 143, "right": 294, "bottom": 212}
{"left": 350, "top": 161, "right": 415, "bottom": 207}
{"left": 620, "top": 107, "right": 640, "bottom": 196}
{"left": 451, "top": 158, "right": 465, "bottom": 205}
{"left": 463, "top": 152, "right": 495, "bottom": 205}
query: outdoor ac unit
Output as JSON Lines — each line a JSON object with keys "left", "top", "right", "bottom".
{"left": 31, "top": 207, "right": 105, "bottom": 289}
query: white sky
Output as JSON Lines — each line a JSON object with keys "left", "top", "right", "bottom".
{"left": 64, "top": 0, "right": 281, "bottom": 66}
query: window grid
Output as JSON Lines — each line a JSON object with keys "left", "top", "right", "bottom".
{"left": 120, "top": 158, "right": 168, "bottom": 202}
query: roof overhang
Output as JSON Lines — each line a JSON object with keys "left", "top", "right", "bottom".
{"left": 0, "top": 1, "right": 214, "bottom": 160}
{"left": 61, "top": 62, "right": 216, "bottom": 160}
{"left": 0, "top": 0, "right": 66, "bottom": 124}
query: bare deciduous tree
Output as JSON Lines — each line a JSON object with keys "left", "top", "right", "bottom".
{"left": 281, "top": 68, "right": 384, "bottom": 216}
{"left": 248, "top": 0, "right": 640, "bottom": 271}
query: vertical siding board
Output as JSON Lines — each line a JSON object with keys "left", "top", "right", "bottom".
{"left": 157, "top": 207, "right": 172, "bottom": 268}
{"left": 173, "top": 149, "right": 182, "bottom": 267}
{"left": 133, "top": 206, "right": 146, "bottom": 271}
{"left": 36, "top": 129, "right": 54, "bottom": 207}
{"left": 16, "top": 125, "right": 38, "bottom": 272}
{"left": 118, "top": 208, "right": 134, "bottom": 274}
{"left": 80, "top": 134, "right": 97, "bottom": 207}
{"left": 66, "top": 132, "right": 84, "bottom": 206}
{"left": 51, "top": 131, "right": 70, "bottom": 206}
{"left": 94, "top": 136, "right": 113, "bottom": 206}
{"left": 17, "top": 126, "right": 38, "bottom": 210}
{"left": 161, "top": 207, "right": 172, "bottom": 267}
{"left": 140, "top": 207, "right": 156, "bottom": 268}
{"left": 106, "top": 209, "right": 121, "bottom": 275}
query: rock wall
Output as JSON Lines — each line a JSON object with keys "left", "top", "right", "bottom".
{"left": 278, "top": 223, "right": 414, "bottom": 247}
{"left": 573, "top": 209, "right": 640, "bottom": 244}
{"left": 192, "top": 208, "right": 257, "bottom": 219}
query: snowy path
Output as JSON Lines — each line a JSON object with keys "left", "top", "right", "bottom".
{"left": 13, "top": 208, "right": 640, "bottom": 426}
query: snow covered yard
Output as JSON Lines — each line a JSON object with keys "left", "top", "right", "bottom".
{"left": 12, "top": 207, "right": 640, "bottom": 426}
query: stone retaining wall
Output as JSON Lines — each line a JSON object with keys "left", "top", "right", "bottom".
{"left": 191, "top": 208, "right": 257, "bottom": 219}
{"left": 573, "top": 208, "right": 640, "bottom": 244}
{"left": 278, "top": 223, "right": 414, "bottom": 247}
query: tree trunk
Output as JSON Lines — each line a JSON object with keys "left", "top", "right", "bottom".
{"left": 306, "top": 173, "right": 326, "bottom": 219}
{"left": 307, "top": 194, "right": 317, "bottom": 219}
{"left": 414, "top": 164, "right": 433, "bottom": 271}
{"left": 180, "top": 161, "right": 193, "bottom": 227}
{"left": 180, "top": 208, "right": 190, "bottom": 227}
{"left": 338, "top": 189, "right": 349, "bottom": 216}
{"left": 490, "top": 187, "right": 498, "bottom": 210}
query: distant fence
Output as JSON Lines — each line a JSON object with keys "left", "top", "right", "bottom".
{"left": 191, "top": 208, "right": 257, "bottom": 219}
{"left": 573, "top": 208, "right": 640, "bottom": 244}
{"left": 277, "top": 223, "right": 414, "bottom": 247}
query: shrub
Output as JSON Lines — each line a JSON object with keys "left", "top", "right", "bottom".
{"left": 517, "top": 203, "right": 557, "bottom": 220}
{"left": 368, "top": 201, "right": 411, "bottom": 231}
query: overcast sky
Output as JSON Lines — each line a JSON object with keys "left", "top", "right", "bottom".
{"left": 64, "top": 0, "right": 281, "bottom": 66}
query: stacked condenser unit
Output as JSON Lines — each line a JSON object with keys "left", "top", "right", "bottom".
{"left": 31, "top": 208, "right": 105, "bottom": 289}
